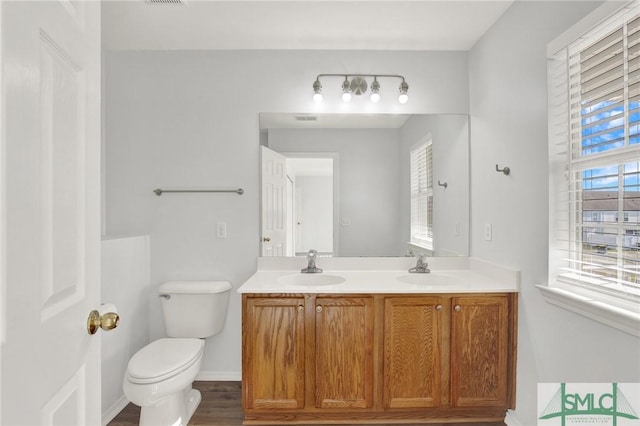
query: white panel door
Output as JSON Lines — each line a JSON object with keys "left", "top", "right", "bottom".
{"left": 1, "top": 1, "right": 102, "bottom": 425}
{"left": 261, "top": 146, "right": 287, "bottom": 256}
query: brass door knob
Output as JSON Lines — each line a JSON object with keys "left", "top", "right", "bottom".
{"left": 87, "top": 310, "right": 120, "bottom": 335}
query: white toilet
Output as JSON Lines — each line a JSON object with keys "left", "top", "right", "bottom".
{"left": 123, "top": 280, "right": 231, "bottom": 426}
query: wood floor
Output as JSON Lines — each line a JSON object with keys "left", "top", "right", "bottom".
{"left": 108, "top": 381, "right": 507, "bottom": 426}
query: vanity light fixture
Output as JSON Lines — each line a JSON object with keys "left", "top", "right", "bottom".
{"left": 312, "top": 74, "right": 408, "bottom": 104}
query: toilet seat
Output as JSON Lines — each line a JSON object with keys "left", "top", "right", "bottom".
{"left": 127, "top": 338, "right": 204, "bottom": 385}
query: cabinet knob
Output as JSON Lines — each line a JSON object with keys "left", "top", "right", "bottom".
{"left": 454, "top": 305, "right": 461, "bottom": 312}
{"left": 297, "top": 305, "right": 304, "bottom": 312}
{"left": 435, "top": 304, "right": 443, "bottom": 311}
{"left": 316, "top": 306, "right": 323, "bottom": 313}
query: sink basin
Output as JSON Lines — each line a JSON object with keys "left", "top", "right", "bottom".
{"left": 278, "top": 273, "right": 346, "bottom": 286}
{"left": 397, "top": 273, "right": 456, "bottom": 286}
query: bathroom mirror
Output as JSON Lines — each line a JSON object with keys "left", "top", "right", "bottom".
{"left": 259, "top": 113, "right": 469, "bottom": 257}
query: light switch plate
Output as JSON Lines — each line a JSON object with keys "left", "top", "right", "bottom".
{"left": 484, "top": 223, "right": 492, "bottom": 241}
{"left": 216, "top": 222, "right": 227, "bottom": 239}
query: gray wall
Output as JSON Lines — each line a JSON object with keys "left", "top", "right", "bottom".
{"left": 268, "top": 117, "right": 470, "bottom": 257}
{"left": 105, "top": 49, "right": 469, "bottom": 377}
{"left": 101, "top": 236, "right": 150, "bottom": 424}
{"left": 268, "top": 127, "right": 402, "bottom": 256}
{"left": 468, "top": 2, "right": 640, "bottom": 425}
{"left": 399, "top": 115, "right": 469, "bottom": 256}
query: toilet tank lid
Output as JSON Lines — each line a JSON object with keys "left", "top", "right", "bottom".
{"left": 159, "top": 280, "right": 232, "bottom": 294}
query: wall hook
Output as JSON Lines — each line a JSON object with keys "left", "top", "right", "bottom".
{"left": 495, "top": 164, "right": 511, "bottom": 175}
{"left": 437, "top": 180, "right": 448, "bottom": 188}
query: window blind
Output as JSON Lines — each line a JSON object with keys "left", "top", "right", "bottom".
{"left": 549, "top": 1, "right": 640, "bottom": 301}
{"left": 410, "top": 139, "right": 433, "bottom": 250}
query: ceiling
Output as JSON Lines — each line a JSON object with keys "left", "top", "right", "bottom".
{"left": 102, "top": 1, "right": 514, "bottom": 51}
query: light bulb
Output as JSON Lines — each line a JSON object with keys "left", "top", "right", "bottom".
{"left": 312, "top": 79, "right": 323, "bottom": 103}
{"left": 370, "top": 78, "right": 380, "bottom": 103}
{"left": 341, "top": 77, "right": 352, "bottom": 102}
{"left": 398, "top": 81, "right": 409, "bottom": 104}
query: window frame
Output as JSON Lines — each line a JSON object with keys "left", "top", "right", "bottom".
{"left": 542, "top": 0, "right": 640, "bottom": 337}
{"left": 409, "top": 136, "right": 434, "bottom": 252}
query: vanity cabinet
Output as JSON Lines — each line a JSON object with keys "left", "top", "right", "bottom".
{"left": 242, "top": 292, "right": 517, "bottom": 424}
{"left": 242, "top": 297, "right": 305, "bottom": 409}
{"left": 450, "top": 295, "right": 510, "bottom": 407}
{"left": 314, "top": 296, "right": 374, "bottom": 409}
{"left": 383, "top": 296, "right": 444, "bottom": 409}
{"left": 242, "top": 295, "right": 375, "bottom": 412}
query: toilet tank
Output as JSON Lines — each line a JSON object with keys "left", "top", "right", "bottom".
{"left": 158, "top": 281, "right": 231, "bottom": 338}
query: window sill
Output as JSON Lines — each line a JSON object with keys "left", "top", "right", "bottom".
{"left": 408, "top": 242, "right": 433, "bottom": 255}
{"left": 536, "top": 284, "right": 640, "bottom": 337}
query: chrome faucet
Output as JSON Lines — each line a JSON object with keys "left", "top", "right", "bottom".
{"left": 301, "top": 249, "right": 323, "bottom": 273}
{"left": 408, "top": 250, "right": 430, "bottom": 273}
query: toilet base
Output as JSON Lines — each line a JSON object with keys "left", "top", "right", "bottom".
{"left": 138, "top": 387, "right": 202, "bottom": 426}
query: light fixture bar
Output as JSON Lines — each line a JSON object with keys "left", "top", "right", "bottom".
{"left": 315, "top": 73, "right": 406, "bottom": 81}
{"left": 311, "top": 74, "right": 408, "bottom": 104}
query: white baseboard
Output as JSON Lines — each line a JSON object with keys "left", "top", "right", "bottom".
{"left": 195, "top": 370, "right": 242, "bottom": 381}
{"left": 504, "top": 409, "right": 524, "bottom": 426}
{"left": 102, "top": 395, "right": 130, "bottom": 426}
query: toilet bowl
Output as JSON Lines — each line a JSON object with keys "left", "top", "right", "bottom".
{"left": 123, "top": 280, "right": 231, "bottom": 426}
{"left": 123, "top": 339, "right": 205, "bottom": 425}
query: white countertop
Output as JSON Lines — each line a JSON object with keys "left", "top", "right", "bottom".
{"left": 238, "top": 257, "right": 520, "bottom": 294}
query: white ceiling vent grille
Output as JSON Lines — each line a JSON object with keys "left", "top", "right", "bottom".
{"left": 144, "top": 0, "right": 186, "bottom": 5}
{"left": 294, "top": 116, "right": 318, "bottom": 122}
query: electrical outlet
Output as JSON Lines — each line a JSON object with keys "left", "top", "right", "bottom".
{"left": 216, "top": 222, "right": 227, "bottom": 239}
{"left": 484, "top": 223, "right": 492, "bottom": 241}
{"left": 341, "top": 218, "right": 351, "bottom": 226}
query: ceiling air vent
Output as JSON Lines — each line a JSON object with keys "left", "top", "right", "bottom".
{"left": 295, "top": 116, "right": 318, "bottom": 122}
{"left": 144, "top": 0, "right": 186, "bottom": 5}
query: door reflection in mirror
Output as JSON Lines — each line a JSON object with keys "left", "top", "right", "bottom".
{"left": 261, "top": 148, "right": 336, "bottom": 257}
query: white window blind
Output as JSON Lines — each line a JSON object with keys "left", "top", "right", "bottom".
{"left": 548, "top": 2, "right": 640, "bottom": 307}
{"left": 410, "top": 139, "right": 433, "bottom": 250}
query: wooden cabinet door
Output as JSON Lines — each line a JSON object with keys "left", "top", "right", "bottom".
{"left": 383, "top": 297, "right": 443, "bottom": 408}
{"left": 450, "top": 295, "right": 508, "bottom": 407}
{"left": 243, "top": 297, "right": 305, "bottom": 409}
{"left": 315, "top": 297, "right": 374, "bottom": 409}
